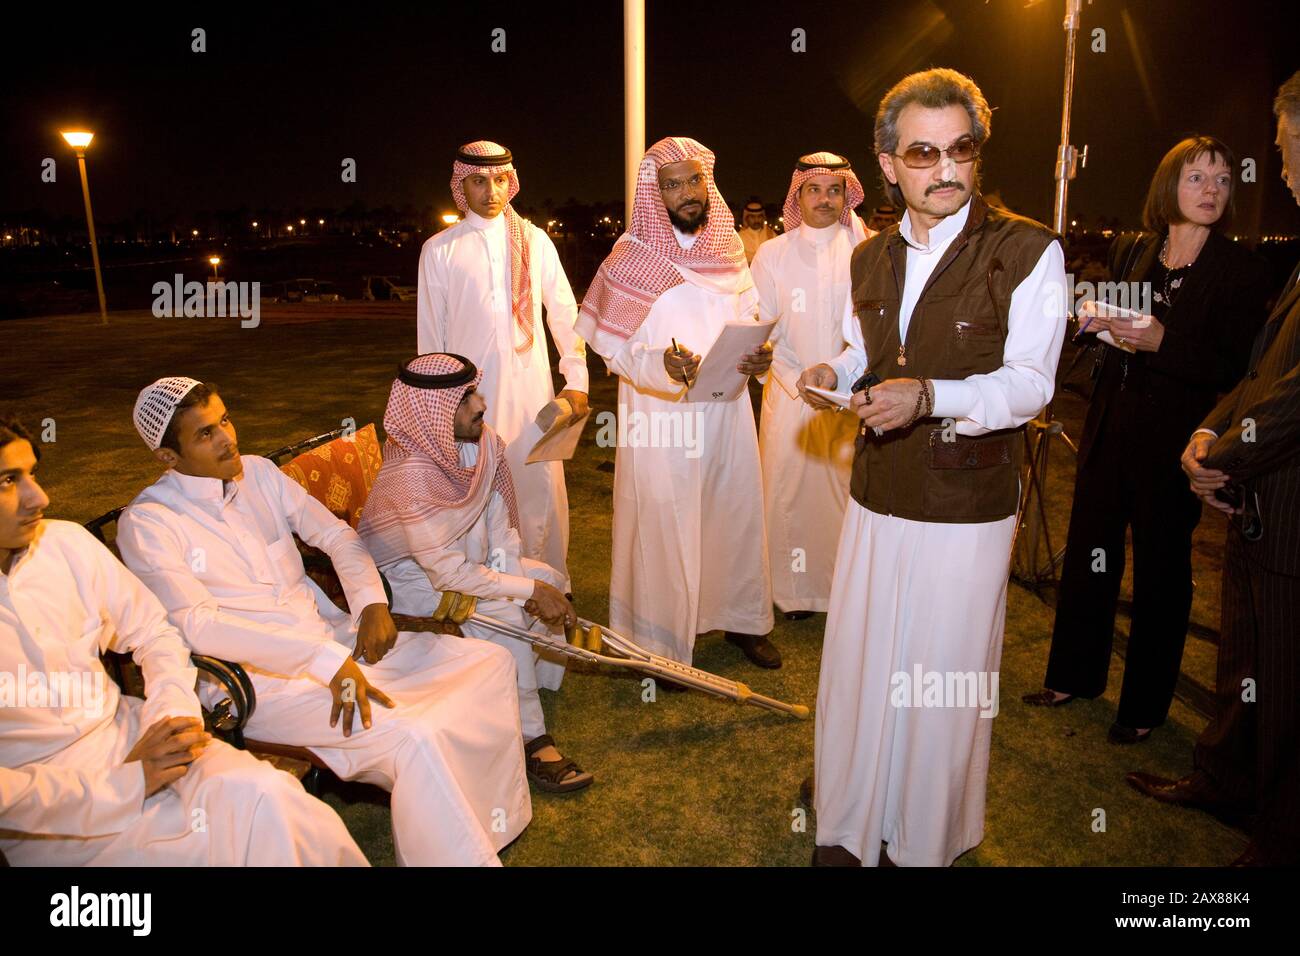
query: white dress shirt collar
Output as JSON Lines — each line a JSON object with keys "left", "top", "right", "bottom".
{"left": 799, "top": 221, "right": 841, "bottom": 246}
{"left": 899, "top": 196, "right": 972, "bottom": 253}
{"left": 465, "top": 209, "right": 506, "bottom": 232}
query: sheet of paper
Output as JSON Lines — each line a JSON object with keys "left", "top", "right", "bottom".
{"left": 525, "top": 398, "right": 590, "bottom": 464}
{"left": 686, "top": 315, "right": 778, "bottom": 402}
{"left": 803, "top": 385, "right": 853, "bottom": 409}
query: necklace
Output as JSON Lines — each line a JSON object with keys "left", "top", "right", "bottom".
{"left": 1157, "top": 238, "right": 1193, "bottom": 308}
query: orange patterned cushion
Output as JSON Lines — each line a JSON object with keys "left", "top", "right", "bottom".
{"left": 279, "top": 423, "right": 383, "bottom": 528}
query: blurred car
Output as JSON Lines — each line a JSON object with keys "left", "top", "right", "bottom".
{"left": 362, "top": 275, "right": 417, "bottom": 301}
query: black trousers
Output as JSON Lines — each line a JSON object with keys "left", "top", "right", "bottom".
{"left": 1043, "top": 398, "right": 1202, "bottom": 728}
{"left": 1195, "top": 530, "right": 1300, "bottom": 859}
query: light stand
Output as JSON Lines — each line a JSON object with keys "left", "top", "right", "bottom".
{"left": 1010, "top": 0, "right": 1088, "bottom": 589}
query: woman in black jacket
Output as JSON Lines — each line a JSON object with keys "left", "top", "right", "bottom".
{"left": 1023, "top": 135, "right": 1273, "bottom": 742}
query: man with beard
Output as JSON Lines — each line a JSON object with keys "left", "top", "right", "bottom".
{"left": 577, "top": 137, "right": 777, "bottom": 670}
{"left": 360, "top": 353, "right": 593, "bottom": 793}
{"left": 116, "top": 378, "right": 532, "bottom": 865}
{"left": 799, "top": 69, "right": 1067, "bottom": 865}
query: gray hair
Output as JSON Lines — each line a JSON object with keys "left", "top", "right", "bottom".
{"left": 1275, "top": 70, "right": 1300, "bottom": 122}
{"left": 874, "top": 68, "right": 992, "bottom": 206}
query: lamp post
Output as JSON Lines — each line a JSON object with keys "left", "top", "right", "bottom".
{"left": 60, "top": 130, "right": 108, "bottom": 324}
{"left": 208, "top": 256, "right": 221, "bottom": 280}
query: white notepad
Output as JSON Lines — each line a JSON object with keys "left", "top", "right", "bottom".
{"left": 687, "top": 315, "right": 778, "bottom": 402}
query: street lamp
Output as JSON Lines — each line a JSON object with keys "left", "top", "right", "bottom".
{"left": 60, "top": 129, "right": 108, "bottom": 323}
{"left": 208, "top": 256, "right": 221, "bottom": 280}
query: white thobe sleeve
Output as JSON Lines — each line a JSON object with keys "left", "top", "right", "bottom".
{"left": 417, "top": 243, "right": 448, "bottom": 355}
{"left": 1, "top": 760, "right": 145, "bottom": 838}
{"left": 930, "top": 242, "right": 1067, "bottom": 436}
{"left": 536, "top": 230, "right": 589, "bottom": 394}
{"left": 118, "top": 509, "right": 350, "bottom": 687}
{"left": 269, "top": 467, "right": 389, "bottom": 623}
{"left": 85, "top": 528, "right": 203, "bottom": 728}
{"left": 413, "top": 492, "right": 535, "bottom": 602}
{"left": 751, "top": 246, "right": 795, "bottom": 397}
{"left": 826, "top": 295, "right": 868, "bottom": 390}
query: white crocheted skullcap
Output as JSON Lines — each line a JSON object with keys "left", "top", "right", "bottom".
{"left": 133, "top": 377, "right": 204, "bottom": 450}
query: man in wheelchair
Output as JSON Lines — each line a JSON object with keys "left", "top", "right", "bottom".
{"left": 115, "top": 379, "right": 531, "bottom": 866}
{"left": 0, "top": 416, "right": 366, "bottom": 866}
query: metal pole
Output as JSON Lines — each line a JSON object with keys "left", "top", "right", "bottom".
{"left": 1013, "top": 0, "right": 1084, "bottom": 583}
{"left": 1051, "top": 0, "right": 1083, "bottom": 234}
{"left": 624, "top": 0, "right": 645, "bottom": 224}
{"left": 76, "top": 151, "right": 108, "bottom": 324}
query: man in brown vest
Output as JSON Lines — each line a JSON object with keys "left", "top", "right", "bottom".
{"left": 798, "top": 68, "right": 1067, "bottom": 866}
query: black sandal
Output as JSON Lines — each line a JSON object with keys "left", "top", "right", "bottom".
{"left": 524, "top": 734, "right": 595, "bottom": 793}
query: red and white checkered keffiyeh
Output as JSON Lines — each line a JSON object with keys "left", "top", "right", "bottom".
{"left": 358, "top": 353, "right": 520, "bottom": 568}
{"left": 451, "top": 141, "right": 534, "bottom": 354}
{"left": 782, "top": 151, "right": 870, "bottom": 243}
{"left": 577, "top": 136, "right": 748, "bottom": 344}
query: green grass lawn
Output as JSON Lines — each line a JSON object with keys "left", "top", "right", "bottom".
{"left": 7, "top": 304, "right": 1246, "bottom": 866}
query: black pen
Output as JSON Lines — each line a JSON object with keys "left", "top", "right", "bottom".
{"left": 671, "top": 337, "right": 694, "bottom": 390}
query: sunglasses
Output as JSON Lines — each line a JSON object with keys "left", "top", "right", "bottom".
{"left": 894, "top": 136, "right": 980, "bottom": 169}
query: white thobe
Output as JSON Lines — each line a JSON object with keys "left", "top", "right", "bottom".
{"left": 814, "top": 199, "right": 1067, "bottom": 866}
{"left": 417, "top": 211, "right": 588, "bottom": 587}
{"left": 116, "top": 455, "right": 532, "bottom": 867}
{"left": 585, "top": 230, "right": 774, "bottom": 663}
{"left": 380, "top": 442, "right": 567, "bottom": 742}
{"left": 752, "top": 221, "right": 860, "bottom": 613}
{"left": 0, "top": 520, "right": 366, "bottom": 866}
{"left": 739, "top": 225, "right": 775, "bottom": 264}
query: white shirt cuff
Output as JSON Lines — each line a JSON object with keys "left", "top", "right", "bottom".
{"left": 931, "top": 380, "right": 979, "bottom": 421}
{"left": 307, "top": 641, "right": 352, "bottom": 686}
{"left": 498, "top": 574, "right": 536, "bottom": 602}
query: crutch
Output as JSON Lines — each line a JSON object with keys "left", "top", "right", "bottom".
{"left": 395, "top": 591, "right": 809, "bottom": 721}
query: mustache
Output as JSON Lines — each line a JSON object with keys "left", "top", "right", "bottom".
{"left": 926, "top": 181, "right": 965, "bottom": 196}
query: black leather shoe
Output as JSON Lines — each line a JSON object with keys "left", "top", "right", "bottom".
{"left": 1108, "top": 722, "right": 1152, "bottom": 745}
{"left": 726, "top": 632, "right": 782, "bottom": 669}
{"left": 811, "top": 844, "right": 861, "bottom": 867}
{"left": 1021, "top": 688, "right": 1074, "bottom": 706}
{"left": 1124, "top": 771, "right": 1250, "bottom": 825}
{"left": 784, "top": 610, "right": 814, "bottom": 621}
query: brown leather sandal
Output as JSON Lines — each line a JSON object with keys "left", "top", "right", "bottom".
{"left": 524, "top": 734, "right": 594, "bottom": 793}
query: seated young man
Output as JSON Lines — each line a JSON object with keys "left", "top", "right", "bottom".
{"left": 359, "top": 353, "right": 593, "bottom": 792}
{"left": 115, "top": 378, "right": 531, "bottom": 866}
{"left": 0, "top": 416, "right": 366, "bottom": 866}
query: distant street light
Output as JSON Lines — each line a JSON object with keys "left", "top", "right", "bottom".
{"left": 192, "top": 229, "right": 199, "bottom": 237}
{"left": 251, "top": 220, "right": 259, "bottom": 229}
{"left": 208, "top": 256, "right": 221, "bottom": 280}
{"left": 286, "top": 224, "right": 294, "bottom": 234}
{"left": 59, "top": 129, "right": 108, "bottom": 324}
{"left": 441, "top": 213, "right": 460, "bottom": 226}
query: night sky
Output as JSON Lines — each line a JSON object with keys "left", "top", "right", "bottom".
{"left": 3, "top": 0, "right": 1297, "bottom": 235}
